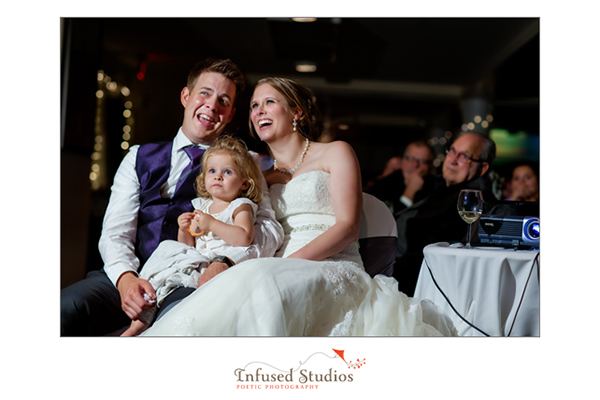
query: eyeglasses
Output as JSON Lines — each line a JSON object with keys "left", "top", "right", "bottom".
{"left": 445, "top": 147, "right": 483, "bottom": 164}
{"left": 403, "top": 156, "right": 432, "bottom": 165}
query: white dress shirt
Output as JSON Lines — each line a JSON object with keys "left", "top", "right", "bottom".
{"left": 99, "top": 128, "right": 284, "bottom": 287}
{"left": 399, "top": 194, "right": 414, "bottom": 208}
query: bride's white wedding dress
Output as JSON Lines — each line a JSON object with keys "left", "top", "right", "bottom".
{"left": 142, "top": 171, "right": 457, "bottom": 336}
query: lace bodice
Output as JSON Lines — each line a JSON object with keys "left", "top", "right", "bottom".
{"left": 269, "top": 170, "right": 335, "bottom": 221}
{"left": 269, "top": 171, "right": 361, "bottom": 265}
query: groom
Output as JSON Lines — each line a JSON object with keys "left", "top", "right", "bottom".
{"left": 61, "top": 59, "right": 284, "bottom": 336}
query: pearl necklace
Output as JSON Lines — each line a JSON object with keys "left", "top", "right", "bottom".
{"left": 273, "top": 138, "right": 310, "bottom": 175}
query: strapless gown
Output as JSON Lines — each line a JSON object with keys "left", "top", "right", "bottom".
{"left": 142, "top": 171, "right": 457, "bottom": 336}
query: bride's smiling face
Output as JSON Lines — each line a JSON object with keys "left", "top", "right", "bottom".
{"left": 250, "top": 84, "right": 298, "bottom": 142}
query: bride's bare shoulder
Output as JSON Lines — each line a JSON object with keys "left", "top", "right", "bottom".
{"left": 318, "top": 140, "right": 357, "bottom": 164}
{"left": 310, "top": 140, "right": 352, "bottom": 157}
{"left": 321, "top": 139, "right": 354, "bottom": 152}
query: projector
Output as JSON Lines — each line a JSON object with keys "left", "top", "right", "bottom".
{"left": 477, "top": 215, "right": 540, "bottom": 247}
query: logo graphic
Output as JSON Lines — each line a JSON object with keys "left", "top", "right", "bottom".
{"left": 234, "top": 348, "right": 366, "bottom": 390}
{"left": 332, "top": 349, "right": 366, "bottom": 369}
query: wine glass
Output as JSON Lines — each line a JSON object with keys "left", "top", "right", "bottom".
{"left": 457, "top": 189, "right": 483, "bottom": 248}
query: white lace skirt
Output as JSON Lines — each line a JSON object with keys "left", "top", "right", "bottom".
{"left": 141, "top": 255, "right": 456, "bottom": 337}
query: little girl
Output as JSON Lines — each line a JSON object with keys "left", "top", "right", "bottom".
{"left": 121, "top": 136, "right": 264, "bottom": 336}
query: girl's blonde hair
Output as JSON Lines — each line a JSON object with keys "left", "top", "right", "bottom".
{"left": 196, "top": 136, "right": 263, "bottom": 204}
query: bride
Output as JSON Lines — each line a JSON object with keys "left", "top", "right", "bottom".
{"left": 142, "top": 77, "right": 457, "bottom": 336}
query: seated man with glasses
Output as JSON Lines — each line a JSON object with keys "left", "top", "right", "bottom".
{"left": 367, "top": 140, "right": 436, "bottom": 215}
{"left": 394, "top": 131, "right": 499, "bottom": 296}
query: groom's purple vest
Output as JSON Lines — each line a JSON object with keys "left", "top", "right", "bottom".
{"left": 134, "top": 141, "right": 200, "bottom": 265}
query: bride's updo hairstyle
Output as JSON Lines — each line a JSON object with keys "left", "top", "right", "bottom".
{"left": 249, "top": 77, "right": 324, "bottom": 141}
{"left": 196, "top": 135, "right": 263, "bottom": 204}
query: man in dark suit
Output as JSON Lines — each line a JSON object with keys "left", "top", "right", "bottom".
{"left": 61, "top": 59, "right": 283, "bottom": 335}
{"left": 367, "top": 140, "right": 436, "bottom": 216}
{"left": 394, "top": 131, "right": 498, "bottom": 296}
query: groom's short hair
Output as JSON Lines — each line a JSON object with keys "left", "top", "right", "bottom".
{"left": 186, "top": 58, "right": 246, "bottom": 103}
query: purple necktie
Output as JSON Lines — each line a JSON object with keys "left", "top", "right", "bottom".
{"left": 176, "top": 146, "right": 205, "bottom": 191}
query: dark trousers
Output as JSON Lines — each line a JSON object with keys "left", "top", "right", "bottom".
{"left": 60, "top": 270, "right": 194, "bottom": 336}
{"left": 392, "top": 254, "right": 424, "bottom": 298}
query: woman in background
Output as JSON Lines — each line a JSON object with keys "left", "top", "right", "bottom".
{"left": 507, "top": 163, "right": 539, "bottom": 202}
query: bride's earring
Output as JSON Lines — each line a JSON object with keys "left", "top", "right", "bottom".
{"left": 292, "top": 118, "right": 297, "bottom": 132}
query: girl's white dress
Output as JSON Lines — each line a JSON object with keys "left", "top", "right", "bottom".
{"left": 142, "top": 171, "right": 457, "bottom": 336}
{"left": 139, "top": 197, "right": 257, "bottom": 307}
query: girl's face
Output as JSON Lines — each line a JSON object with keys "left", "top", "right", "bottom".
{"left": 511, "top": 165, "right": 539, "bottom": 197}
{"left": 204, "top": 151, "right": 249, "bottom": 202}
{"left": 250, "top": 84, "right": 299, "bottom": 143}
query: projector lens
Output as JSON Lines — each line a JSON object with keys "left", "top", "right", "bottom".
{"left": 526, "top": 220, "right": 540, "bottom": 240}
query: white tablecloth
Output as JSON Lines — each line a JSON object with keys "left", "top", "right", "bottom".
{"left": 414, "top": 242, "right": 540, "bottom": 336}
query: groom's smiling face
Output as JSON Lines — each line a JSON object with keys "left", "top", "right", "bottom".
{"left": 180, "top": 72, "right": 237, "bottom": 145}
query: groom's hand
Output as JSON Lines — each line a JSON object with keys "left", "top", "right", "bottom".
{"left": 116, "top": 272, "right": 156, "bottom": 320}
{"left": 198, "top": 262, "right": 229, "bottom": 287}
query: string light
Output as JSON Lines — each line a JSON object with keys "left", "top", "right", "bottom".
{"left": 90, "top": 70, "right": 135, "bottom": 190}
{"left": 428, "top": 132, "right": 452, "bottom": 169}
{"left": 460, "top": 114, "right": 494, "bottom": 133}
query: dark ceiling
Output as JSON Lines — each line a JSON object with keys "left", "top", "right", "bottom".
{"left": 98, "top": 18, "right": 538, "bottom": 88}
{"left": 62, "top": 17, "right": 539, "bottom": 178}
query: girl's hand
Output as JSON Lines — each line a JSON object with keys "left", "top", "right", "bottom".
{"left": 177, "top": 212, "right": 197, "bottom": 247}
{"left": 193, "top": 210, "right": 215, "bottom": 232}
{"left": 177, "top": 212, "right": 195, "bottom": 231}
